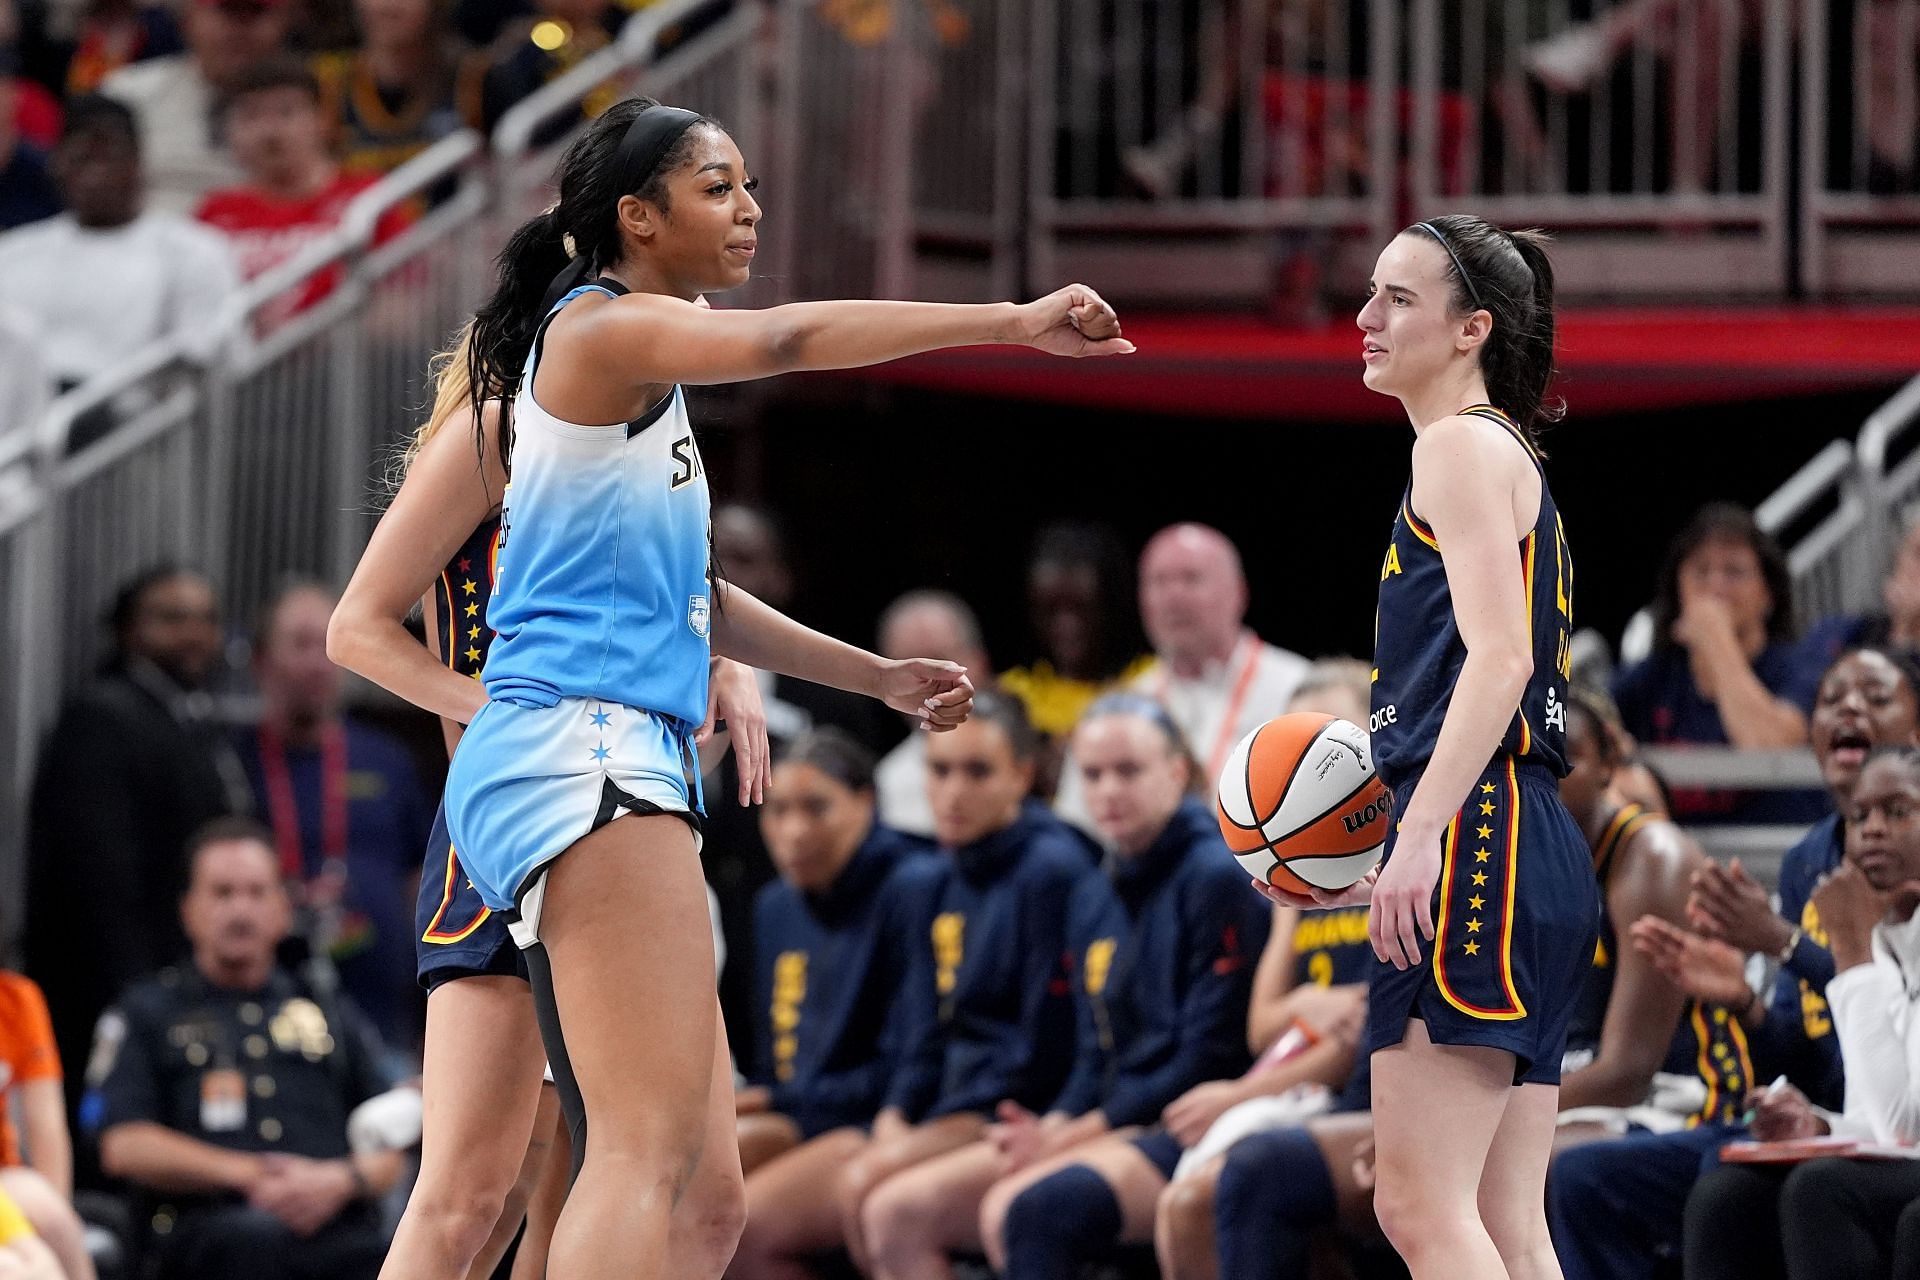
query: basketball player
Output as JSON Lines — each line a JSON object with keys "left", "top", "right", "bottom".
{"left": 426, "top": 97, "right": 1129, "bottom": 1280}
{"left": 330, "top": 342, "right": 772, "bottom": 1280}
{"left": 1256, "top": 214, "right": 1588, "bottom": 1280}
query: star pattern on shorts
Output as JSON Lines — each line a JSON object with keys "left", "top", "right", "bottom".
{"left": 464, "top": 602, "right": 478, "bottom": 618}
{"left": 1463, "top": 941, "right": 1481, "bottom": 956}
{"left": 1476, "top": 824, "right": 1493, "bottom": 840}
{"left": 1479, "top": 800, "right": 1496, "bottom": 816}
{"left": 457, "top": 558, "right": 472, "bottom": 573}
{"left": 590, "top": 745, "right": 611, "bottom": 763}
{"left": 1481, "top": 782, "right": 1497, "bottom": 794}
{"left": 464, "top": 647, "right": 482, "bottom": 664}
{"left": 1475, "top": 848, "right": 1491, "bottom": 863}
{"left": 462, "top": 580, "right": 477, "bottom": 596}
{"left": 1468, "top": 895, "right": 1485, "bottom": 911}
{"left": 1471, "top": 870, "right": 1488, "bottom": 886}
{"left": 1466, "top": 919, "right": 1482, "bottom": 933}
{"left": 589, "top": 709, "right": 612, "bottom": 728}
{"left": 467, "top": 625, "right": 480, "bottom": 640}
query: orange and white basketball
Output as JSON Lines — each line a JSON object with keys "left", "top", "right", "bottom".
{"left": 1216, "top": 713, "right": 1391, "bottom": 895}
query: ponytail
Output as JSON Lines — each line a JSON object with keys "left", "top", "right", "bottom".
{"left": 464, "top": 207, "right": 571, "bottom": 441}
{"left": 1492, "top": 229, "right": 1563, "bottom": 435}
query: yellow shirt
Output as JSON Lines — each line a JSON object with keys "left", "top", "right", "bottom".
{"left": 999, "top": 657, "right": 1156, "bottom": 738}
{"left": 0, "top": 1187, "right": 34, "bottom": 1245}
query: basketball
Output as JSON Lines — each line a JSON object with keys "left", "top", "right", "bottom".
{"left": 1216, "top": 713, "right": 1392, "bottom": 896}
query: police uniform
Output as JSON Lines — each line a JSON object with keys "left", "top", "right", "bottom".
{"left": 85, "top": 966, "right": 390, "bottom": 1280}
{"left": 413, "top": 512, "right": 528, "bottom": 990}
{"left": 1364, "top": 403, "right": 1598, "bottom": 1085}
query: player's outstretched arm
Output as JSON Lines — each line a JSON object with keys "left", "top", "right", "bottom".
{"left": 571, "top": 283, "right": 1133, "bottom": 388}
{"left": 709, "top": 583, "right": 973, "bottom": 731}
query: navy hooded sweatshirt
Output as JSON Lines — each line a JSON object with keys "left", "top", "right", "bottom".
{"left": 885, "top": 801, "right": 1100, "bottom": 1121}
{"left": 749, "top": 824, "right": 936, "bottom": 1136}
{"left": 1050, "top": 799, "right": 1271, "bottom": 1126}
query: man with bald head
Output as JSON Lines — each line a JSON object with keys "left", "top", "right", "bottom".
{"left": 1054, "top": 524, "right": 1308, "bottom": 830}
{"left": 873, "top": 590, "right": 992, "bottom": 837}
{"left": 1132, "top": 522, "right": 1309, "bottom": 777}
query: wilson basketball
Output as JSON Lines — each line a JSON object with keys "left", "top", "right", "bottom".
{"left": 1216, "top": 713, "right": 1392, "bottom": 895}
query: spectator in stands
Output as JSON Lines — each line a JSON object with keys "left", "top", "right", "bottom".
{"left": 1682, "top": 745, "right": 1920, "bottom": 1280}
{"left": 195, "top": 58, "right": 411, "bottom": 330}
{"left": 25, "top": 566, "right": 249, "bottom": 1122}
{"left": 1862, "top": 0, "right": 1920, "bottom": 193}
{"left": 475, "top": 0, "right": 619, "bottom": 136}
{"left": 1612, "top": 502, "right": 1826, "bottom": 824}
{"left": 1055, "top": 522, "right": 1308, "bottom": 830}
{"left": 1549, "top": 645, "right": 1920, "bottom": 1280}
{"left": 89, "top": 819, "right": 400, "bottom": 1280}
{"left": 706, "top": 503, "right": 894, "bottom": 1059}
{"left": 1804, "top": 504, "right": 1920, "bottom": 665}
{"left": 232, "top": 580, "right": 432, "bottom": 1048}
{"left": 999, "top": 521, "right": 1149, "bottom": 740}
{"left": 312, "top": 0, "right": 483, "bottom": 180}
{"left": 730, "top": 694, "right": 1095, "bottom": 1279}
{"left": 0, "top": 972, "right": 95, "bottom": 1280}
{"left": 0, "top": 302, "right": 50, "bottom": 440}
{"left": 0, "top": 46, "right": 60, "bottom": 229}
{"left": 735, "top": 731, "right": 932, "bottom": 1179}
{"left": 100, "top": 0, "right": 293, "bottom": 214}
{"left": 1283, "top": 656, "right": 1370, "bottom": 727}
{"left": 63, "top": 0, "right": 182, "bottom": 95}
{"left": 872, "top": 589, "right": 992, "bottom": 840}
{"left": 860, "top": 694, "right": 1265, "bottom": 1280}
{"left": 0, "top": 96, "right": 239, "bottom": 420}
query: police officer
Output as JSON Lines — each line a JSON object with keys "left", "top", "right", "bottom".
{"left": 86, "top": 818, "right": 400, "bottom": 1280}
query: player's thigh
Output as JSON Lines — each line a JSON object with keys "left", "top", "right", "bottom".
{"left": 856, "top": 1114, "right": 989, "bottom": 1200}
{"left": 743, "top": 1129, "right": 872, "bottom": 1252}
{"left": 416, "top": 974, "right": 548, "bottom": 1198}
{"left": 737, "top": 1113, "right": 804, "bottom": 1176}
{"left": 865, "top": 1140, "right": 1002, "bottom": 1252}
{"left": 684, "top": 1014, "right": 748, "bottom": 1219}
{"left": 537, "top": 813, "right": 718, "bottom": 1157}
{"left": 1370, "top": 1020, "right": 1515, "bottom": 1224}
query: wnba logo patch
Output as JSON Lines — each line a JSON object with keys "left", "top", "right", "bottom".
{"left": 688, "top": 595, "right": 710, "bottom": 638}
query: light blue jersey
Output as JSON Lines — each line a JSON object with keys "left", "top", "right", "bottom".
{"left": 446, "top": 279, "right": 711, "bottom": 915}
{"left": 482, "top": 280, "right": 713, "bottom": 727}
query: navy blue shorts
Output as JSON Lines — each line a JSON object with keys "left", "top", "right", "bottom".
{"left": 1362, "top": 758, "right": 1598, "bottom": 1086}
{"left": 1130, "top": 1127, "right": 1184, "bottom": 1180}
{"left": 415, "top": 800, "right": 526, "bottom": 991}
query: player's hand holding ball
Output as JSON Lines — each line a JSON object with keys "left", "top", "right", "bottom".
{"left": 1016, "top": 284, "right": 1135, "bottom": 357}
{"left": 1217, "top": 714, "right": 1391, "bottom": 913}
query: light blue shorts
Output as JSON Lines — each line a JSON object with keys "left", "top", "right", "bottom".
{"left": 444, "top": 693, "right": 705, "bottom": 928}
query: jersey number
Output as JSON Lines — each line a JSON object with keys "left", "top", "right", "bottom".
{"left": 670, "top": 436, "right": 703, "bottom": 491}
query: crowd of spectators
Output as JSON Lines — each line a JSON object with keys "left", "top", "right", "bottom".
{"left": 0, "top": 495, "right": 1913, "bottom": 1278}
{"left": 0, "top": 0, "right": 715, "bottom": 440}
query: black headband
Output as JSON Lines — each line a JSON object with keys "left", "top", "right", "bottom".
{"left": 616, "top": 104, "right": 703, "bottom": 196}
{"left": 1414, "top": 221, "right": 1483, "bottom": 310}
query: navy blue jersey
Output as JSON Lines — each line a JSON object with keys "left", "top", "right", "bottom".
{"left": 884, "top": 802, "right": 1102, "bottom": 1121}
{"left": 1748, "top": 813, "right": 1845, "bottom": 1110}
{"left": 748, "top": 825, "right": 935, "bottom": 1137}
{"left": 1370, "top": 405, "right": 1574, "bottom": 787}
{"left": 1287, "top": 906, "right": 1373, "bottom": 989}
{"left": 1050, "top": 801, "right": 1270, "bottom": 1126}
{"left": 1567, "top": 805, "right": 1753, "bottom": 1125}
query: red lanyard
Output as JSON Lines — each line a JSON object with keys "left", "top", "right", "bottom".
{"left": 1158, "top": 632, "right": 1265, "bottom": 780}
{"left": 258, "top": 719, "right": 349, "bottom": 881}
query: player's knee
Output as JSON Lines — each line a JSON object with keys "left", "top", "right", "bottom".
{"left": 976, "top": 1181, "right": 1017, "bottom": 1269}
{"left": 860, "top": 1177, "right": 935, "bottom": 1263}
{"left": 409, "top": 1182, "right": 514, "bottom": 1264}
{"left": 1157, "top": 1172, "right": 1217, "bottom": 1259}
{"left": 681, "top": 1172, "right": 748, "bottom": 1276}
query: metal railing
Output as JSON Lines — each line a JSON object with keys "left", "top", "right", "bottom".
{"left": 0, "top": 0, "right": 756, "bottom": 933}
{"left": 1801, "top": 0, "right": 1920, "bottom": 294}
